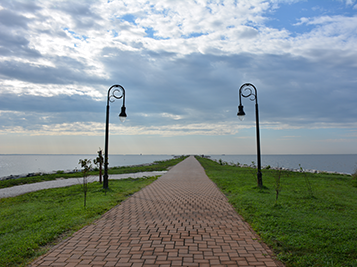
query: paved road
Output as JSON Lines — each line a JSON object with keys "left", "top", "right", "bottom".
{"left": 0, "top": 171, "right": 167, "bottom": 199}
{"left": 30, "top": 156, "right": 283, "bottom": 267}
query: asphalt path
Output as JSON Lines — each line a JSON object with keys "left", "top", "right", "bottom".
{"left": 0, "top": 171, "right": 167, "bottom": 199}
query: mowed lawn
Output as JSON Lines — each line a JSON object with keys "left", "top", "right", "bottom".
{"left": 197, "top": 156, "right": 357, "bottom": 267}
{"left": 0, "top": 156, "right": 187, "bottom": 267}
{"left": 0, "top": 177, "right": 158, "bottom": 267}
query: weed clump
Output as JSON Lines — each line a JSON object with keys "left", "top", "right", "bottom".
{"left": 274, "top": 167, "right": 283, "bottom": 205}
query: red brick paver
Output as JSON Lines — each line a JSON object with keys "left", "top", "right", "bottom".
{"left": 31, "top": 156, "right": 284, "bottom": 267}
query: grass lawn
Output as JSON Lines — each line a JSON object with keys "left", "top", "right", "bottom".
{"left": 0, "top": 156, "right": 187, "bottom": 267}
{"left": 196, "top": 156, "right": 357, "bottom": 267}
{"left": 0, "top": 178, "right": 157, "bottom": 267}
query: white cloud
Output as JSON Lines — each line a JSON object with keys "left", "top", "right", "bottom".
{"left": 345, "top": 0, "right": 355, "bottom": 6}
{"left": 161, "top": 113, "right": 183, "bottom": 120}
{"left": 2, "top": 0, "right": 356, "bottom": 90}
{"left": 0, "top": 121, "right": 248, "bottom": 137}
{"left": 0, "top": 80, "right": 103, "bottom": 98}
{"left": 1, "top": 0, "right": 357, "bottom": 154}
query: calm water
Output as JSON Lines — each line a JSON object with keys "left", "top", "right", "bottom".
{"left": 210, "top": 154, "right": 357, "bottom": 174}
{"left": 0, "top": 154, "right": 175, "bottom": 178}
{"left": 1, "top": 154, "right": 357, "bottom": 179}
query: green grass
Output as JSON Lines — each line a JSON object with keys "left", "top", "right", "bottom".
{"left": 0, "top": 155, "right": 187, "bottom": 267}
{"left": 196, "top": 156, "right": 357, "bottom": 267}
{"left": 108, "top": 156, "right": 187, "bottom": 174}
{"left": 0, "top": 177, "right": 157, "bottom": 267}
{"left": 0, "top": 156, "right": 187, "bottom": 189}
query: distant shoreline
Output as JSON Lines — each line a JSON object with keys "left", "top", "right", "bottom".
{"left": 0, "top": 154, "right": 177, "bottom": 180}
{"left": 0, "top": 162, "right": 159, "bottom": 181}
{"left": 1, "top": 153, "right": 357, "bottom": 155}
{"left": 1, "top": 154, "right": 356, "bottom": 179}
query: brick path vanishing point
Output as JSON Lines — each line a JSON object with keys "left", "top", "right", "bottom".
{"left": 31, "top": 156, "right": 284, "bottom": 267}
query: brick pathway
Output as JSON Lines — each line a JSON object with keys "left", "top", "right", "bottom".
{"left": 31, "top": 156, "right": 283, "bottom": 267}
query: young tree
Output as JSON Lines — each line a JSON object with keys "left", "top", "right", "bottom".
{"left": 93, "top": 148, "right": 103, "bottom": 183}
{"left": 78, "top": 159, "right": 92, "bottom": 208}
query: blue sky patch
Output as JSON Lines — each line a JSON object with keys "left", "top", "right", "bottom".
{"left": 112, "top": 30, "right": 118, "bottom": 37}
{"left": 63, "top": 27, "right": 88, "bottom": 41}
{"left": 264, "top": 1, "right": 357, "bottom": 36}
{"left": 120, "top": 14, "right": 137, "bottom": 25}
{"left": 144, "top": 27, "right": 170, "bottom": 40}
{"left": 181, "top": 32, "right": 208, "bottom": 39}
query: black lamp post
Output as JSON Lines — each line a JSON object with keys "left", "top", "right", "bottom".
{"left": 103, "top": 84, "right": 127, "bottom": 190}
{"left": 237, "top": 83, "right": 263, "bottom": 188}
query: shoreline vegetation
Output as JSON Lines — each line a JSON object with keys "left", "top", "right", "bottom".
{"left": 0, "top": 156, "right": 188, "bottom": 267}
{"left": 0, "top": 160, "right": 169, "bottom": 181}
{"left": 205, "top": 155, "right": 353, "bottom": 175}
{"left": 0, "top": 156, "right": 187, "bottom": 189}
{"left": 196, "top": 156, "right": 357, "bottom": 266}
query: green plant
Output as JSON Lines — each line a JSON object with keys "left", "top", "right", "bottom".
{"left": 0, "top": 156, "right": 187, "bottom": 189}
{"left": 78, "top": 159, "right": 92, "bottom": 208}
{"left": 196, "top": 157, "right": 357, "bottom": 267}
{"left": 352, "top": 167, "right": 357, "bottom": 187}
{"left": 0, "top": 177, "right": 158, "bottom": 267}
{"left": 249, "top": 161, "right": 258, "bottom": 181}
{"left": 299, "top": 164, "right": 314, "bottom": 198}
{"left": 274, "top": 167, "right": 283, "bottom": 205}
{"left": 93, "top": 148, "right": 103, "bottom": 183}
{"left": 217, "top": 159, "right": 231, "bottom": 166}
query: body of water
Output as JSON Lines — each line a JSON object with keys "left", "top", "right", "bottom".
{"left": 209, "top": 154, "right": 357, "bottom": 174}
{"left": 1, "top": 154, "right": 356, "bottom": 179}
{"left": 0, "top": 154, "right": 175, "bottom": 179}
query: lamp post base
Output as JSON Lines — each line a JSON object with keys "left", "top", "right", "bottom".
{"left": 257, "top": 171, "right": 263, "bottom": 188}
{"left": 103, "top": 174, "right": 108, "bottom": 189}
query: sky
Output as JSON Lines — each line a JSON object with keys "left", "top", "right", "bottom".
{"left": 0, "top": 0, "right": 357, "bottom": 155}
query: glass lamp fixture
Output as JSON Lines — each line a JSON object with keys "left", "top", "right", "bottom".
{"left": 237, "top": 104, "right": 245, "bottom": 121}
{"left": 119, "top": 106, "right": 127, "bottom": 122}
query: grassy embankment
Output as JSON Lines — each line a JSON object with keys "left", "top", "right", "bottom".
{"left": 0, "top": 156, "right": 187, "bottom": 189}
{"left": 0, "top": 156, "right": 187, "bottom": 267}
{"left": 196, "top": 156, "right": 357, "bottom": 267}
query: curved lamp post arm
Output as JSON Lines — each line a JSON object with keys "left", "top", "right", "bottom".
{"left": 237, "top": 83, "right": 263, "bottom": 188}
{"left": 103, "top": 84, "right": 127, "bottom": 190}
{"left": 238, "top": 83, "right": 258, "bottom": 104}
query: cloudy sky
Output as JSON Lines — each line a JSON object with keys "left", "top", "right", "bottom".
{"left": 0, "top": 0, "right": 356, "bottom": 155}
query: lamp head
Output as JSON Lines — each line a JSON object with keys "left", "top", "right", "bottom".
{"left": 119, "top": 106, "right": 127, "bottom": 122}
{"left": 237, "top": 104, "right": 245, "bottom": 121}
